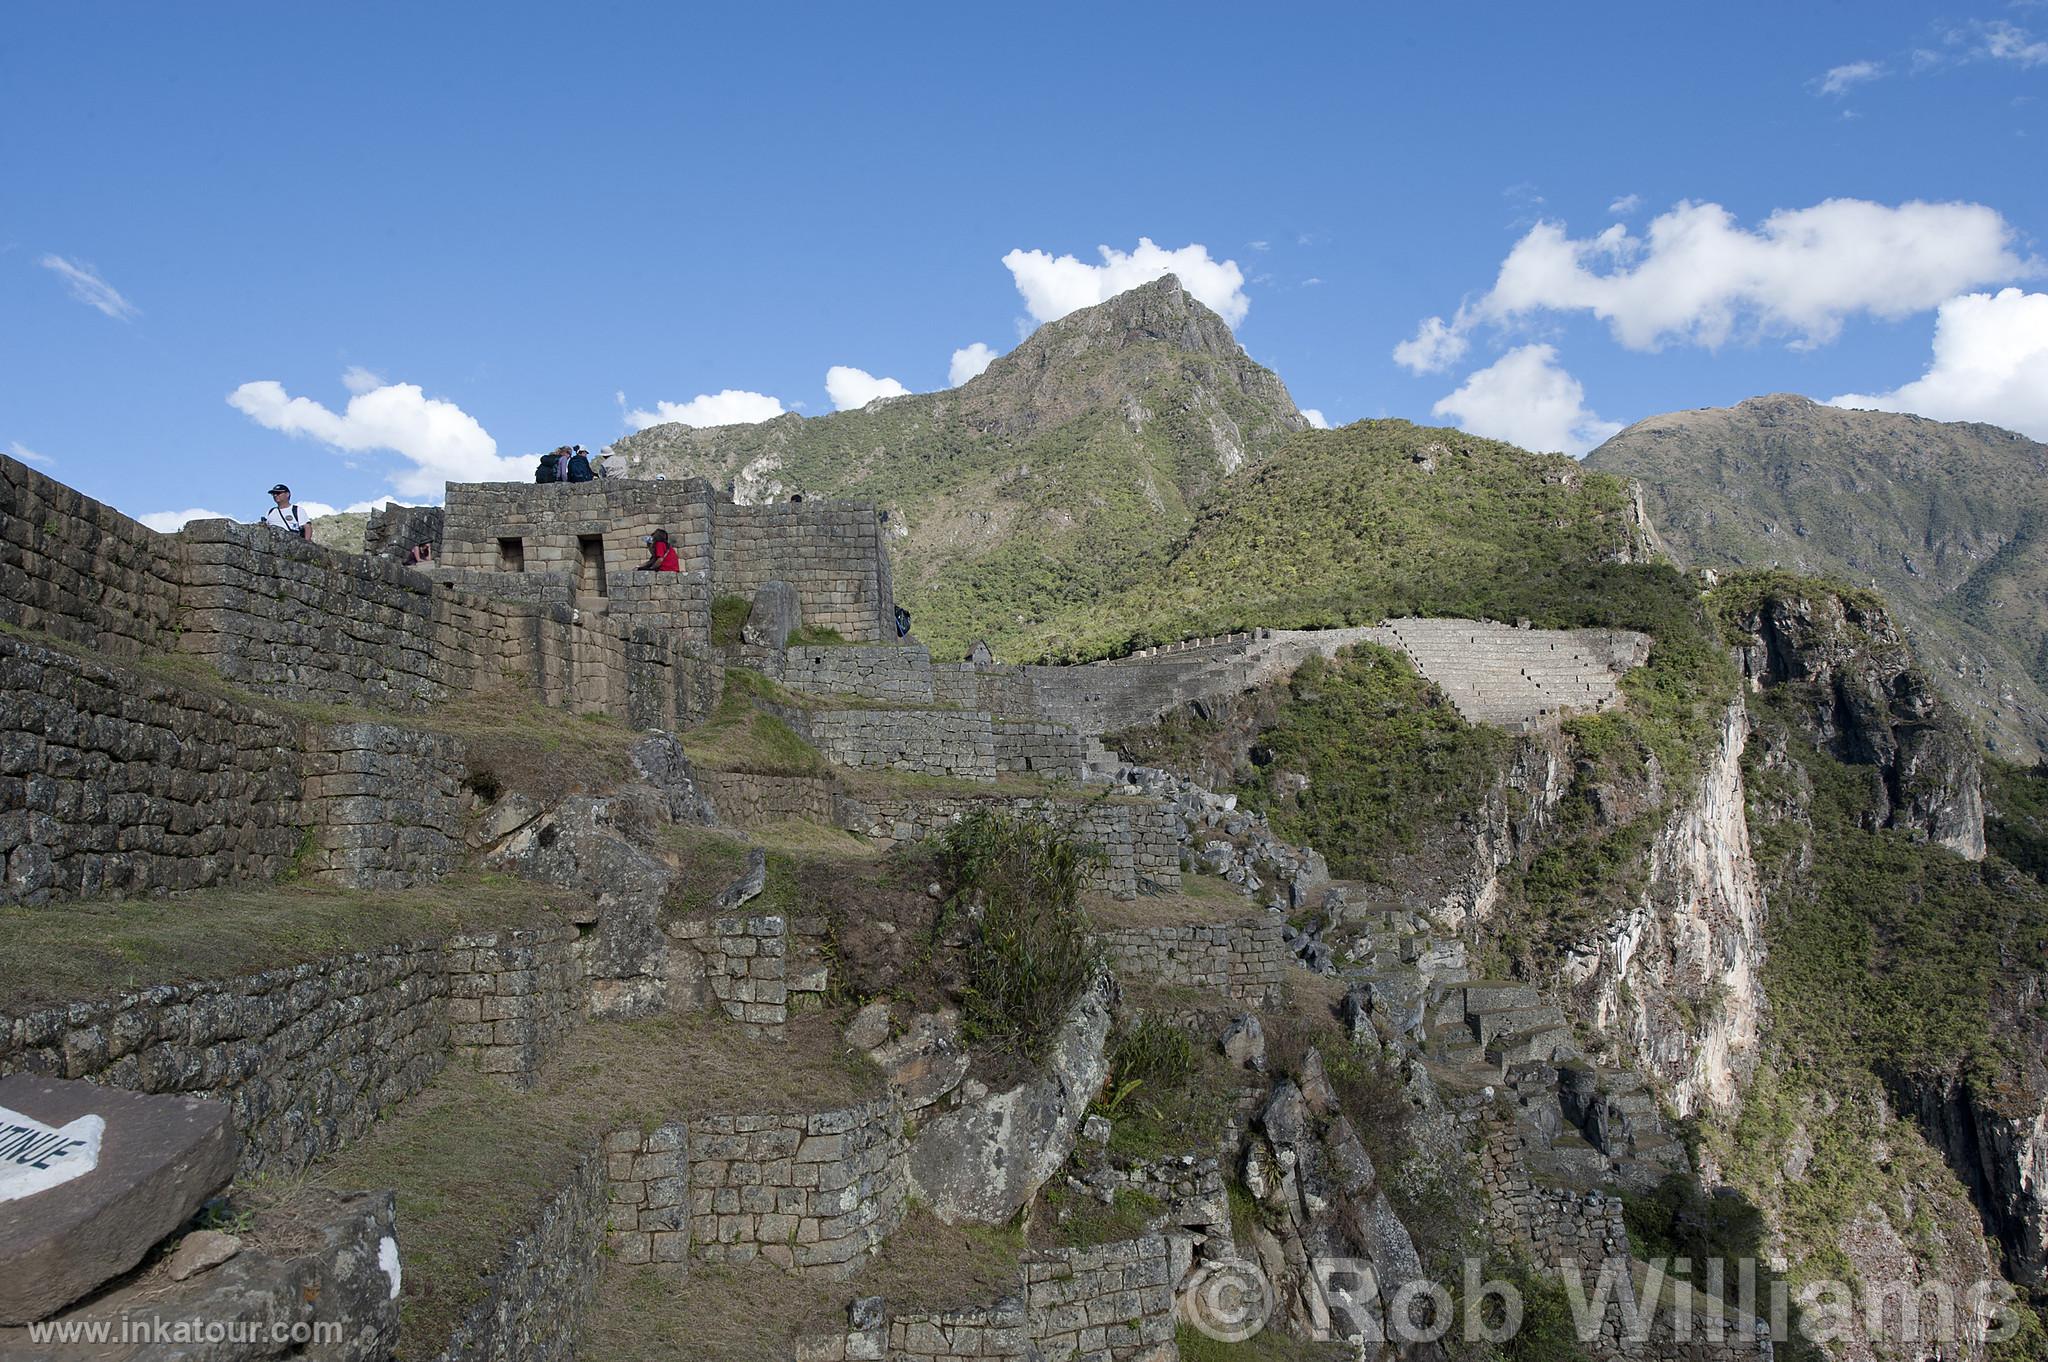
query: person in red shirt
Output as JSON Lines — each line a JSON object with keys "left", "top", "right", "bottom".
{"left": 636, "top": 528, "right": 680, "bottom": 572}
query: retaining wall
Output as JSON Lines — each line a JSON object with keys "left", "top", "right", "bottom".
{"left": 687, "top": 1097, "right": 907, "bottom": 1278}
{"left": 1099, "top": 917, "right": 1287, "bottom": 1007}
{"left": 1, "top": 942, "right": 450, "bottom": 1178}
{"left": 2, "top": 634, "right": 471, "bottom": 906}
{"left": 801, "top": 707, "right": 998, "bottom": 781}
{"left": 437, "top": 1145, "right": 609, "bottom": 1362}
{"left": 446, "top": 924, "right": 583, "bottom": 1086}
{"left": 795, "top": 1236, "right": 1177, "bottom": 1362}
{"left": 697, "top": 770, "right": 836, "bottom": 824}
{"left": 1, "top": 634, "right": 305, "bottom": 904}
{"left": 0, "top": 451, "right": 182, "bottom": 654}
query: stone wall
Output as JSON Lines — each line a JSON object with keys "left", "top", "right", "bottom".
{"left": 2, "top": 634, "right": 473, "bottom": 906}
{"left": 606, "top": 570, "right": 713, "bottom": 642}
{"left": 1023, "top": 1236, "right": 1178, "bottom": 1362}
{"left": 176, "top": 518, "right": 645, "bottom": 716}
{"left": 0, "top": 942, "right": 449, "bottom": 1178}
{"left": 437, "top": 1144, "right": 609, "bottom": 1362}
{"left": 698, "top": 770, "right": 836, "bottom": 824}
{"left": 801, "top": 707, "right": 998, "bottom": 781}
{"left": 363, "top": 503, "right": 444, "bottom": 563}
{"left": 832, "top": 792, "right": 1182, "bottom": 899}
{"left": 713, "top": 499, "right": 895, "bottom": 643}
{"left": 993, "top": 718, "right": 1091, "bottom": 780}
{"left": 439, "top": 480, "right": 896, "bottom": 642}
{"left": 1, "top": 633, "right": 305, "bottom": 905}
{"left": 669, "top": 908, "right": 831, "bottom": 1031}
{"left": 687, "top": 1097, "right": 907, "bottom": 1278}
{"left": 604, "top": 1123, "right": 692, "bottom": 1267}
{"left": 446, "top": 924, "right": 582, "bottom": 1086}
{"left": 1099, "top": 917, "right": 1286, "bottom": 1007}
{"left": 300, "top": 722, "right": 467, "bottom": 889}
{"left": 781, "top": 643, "right": 938, "bottom": 704}
{"left": 0, "top": 451, "right": 182, "bottom": 654}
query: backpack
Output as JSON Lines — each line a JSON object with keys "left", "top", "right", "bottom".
{"left": 894, "top": 605, "right": 912, "bottom": 638}
{"left": 534, "top": 452, "right": 560, "bottom": 483}
{"left": 567, "top": 451, "right": 593, "bottom": 483}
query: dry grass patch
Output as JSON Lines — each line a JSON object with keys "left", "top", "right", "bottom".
{"left": 305, "top": 1009, "right": 883, "bottom": 1358}
{"left": 0, "top": 870, "right": 579, "bottom": 1013}
{"left": 1087, "top": 874, "right": 1254, "bottom": 929}
{"left": 589, "top": 1207, "right": 1026, "bottom": 1361}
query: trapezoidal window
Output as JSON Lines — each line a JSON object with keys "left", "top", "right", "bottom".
{"left": 578, "top": 534, "right": 608, "bottom": 597}
{"left": 497, "top": 536, "right": 524, "bottom": 573}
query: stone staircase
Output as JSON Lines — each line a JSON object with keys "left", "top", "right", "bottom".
{"left": 1327, "top": 895, "right": 1685, "bottom": 1195}
{"left": 1380, "top": 618, "right": 1630, "bottom": 730}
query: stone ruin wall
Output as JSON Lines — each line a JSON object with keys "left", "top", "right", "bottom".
{"left": 2, "top": 633, "right": 468, "bottom": 906}
{"left": 668, "top": 909, "right": 832, "bottom": 1033}
{"left": 1099, "top": 916, "right": 1287, "bottom": 1007}
{"left": 437, "top": 479, "right": 897, "bottom": 643}
{"left": 1, "top": 939, "right": 454, "bottom": 1179}
{"left": 444, "top": 923, "right": 582, "bottom": 1086}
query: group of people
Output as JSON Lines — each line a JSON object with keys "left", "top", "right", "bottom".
{"left": 535, "top": 445, "right": 602, "bottom": 483}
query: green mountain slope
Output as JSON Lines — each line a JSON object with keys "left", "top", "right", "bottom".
{"left": 1008, "top": 420, "right": 1658, "bottom": 661}
{"left": 1586, "top": 394, "right": 2048, "bottom": 760}
{"left": 609, "top": 275, "right": 1307, "bottom": 656}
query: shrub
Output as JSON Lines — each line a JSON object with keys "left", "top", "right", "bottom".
{"left": 709, "top": 594, "right": 752, "bottom": 645}
{"left": 936, "top": 811, "right": 1105, "bottom": 1060}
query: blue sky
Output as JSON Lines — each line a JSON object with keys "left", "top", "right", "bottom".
{"left": 4, "top": 2, "right": 2045, "bottom": 526}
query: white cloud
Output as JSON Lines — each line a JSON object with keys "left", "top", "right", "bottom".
{"left": 1394, "top": 198, "right": 2034, "bottom": 373}
{"left": 8, "top": 441, "right": 54, "bottom": 467}
{"left": 1981, "top": 20, "right": 2048, "bottom": 67}
{"left": 140, "top": 508, "right": 233, "bottom": 532}
{"left": 948, "top": 342, "right": 997, "bottom": 387}
{"left": 1393, "top": 315, "right": 1470, "bottom": 374}
{"left": 1001, "top": 237, "right": 1250, "bottom": 326}
{"left": 1608, "top": 194, "right": 1642, "bottom": 216}
{"left": 40, "top": 255, "right": 139, "bottom": 321}
{"left": 624, "top": 389, "right": 786, "bottom": 432}
{"left": 342, "top": 365, "right": 384, "bottom": 394}
{"left": 1814, "top": 60, "right": 1886, "bottom": 96}
{"left": 228, "top": 373, "right": 519, "bottom": 498}
{"left": 1431, "top": 345, "right": 1622, "bottom": 457}
{"left": 825, "top": 366, "right": 909, "bottom": 412}
{"left": 1829, "top": 288, "right": 2048, "bottom": 440}
{"left": 1301, "top": 409, "right": 1330, "bottom": 429}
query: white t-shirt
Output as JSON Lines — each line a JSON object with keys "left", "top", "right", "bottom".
{"left": 262, "top": 503, "right": 305, "bottom": 534}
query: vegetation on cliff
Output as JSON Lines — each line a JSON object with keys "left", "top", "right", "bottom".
{"left": 1588, "top": 393, "right": 2048, "bottom": 760}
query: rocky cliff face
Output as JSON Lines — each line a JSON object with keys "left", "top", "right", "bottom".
{"left": 1564, "top": 697, "right": 1766, "bottom": 1116}
{"left": 1720, "top": 583, "right": 1986, "bottom": 858}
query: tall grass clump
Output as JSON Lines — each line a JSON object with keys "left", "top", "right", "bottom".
{"left": 936, "top": 811, "right": 1105, "bottom": 1060}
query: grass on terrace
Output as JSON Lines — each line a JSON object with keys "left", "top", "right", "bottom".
{"left": 591, "top": 1206, "right": 1026, "bottom": 1361}
{"left": 0, "top": 870, "right": 580, "bottom": 1014}
{"left": 302, "top": 1009, "right": 883, "bottom": 1359}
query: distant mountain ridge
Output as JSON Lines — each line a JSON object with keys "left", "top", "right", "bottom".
{"left": 611, "top": 275, "right": 1307, "bottom": 654}
{"left": 1587, "top": 394, "right": 2048, "bottom": 759}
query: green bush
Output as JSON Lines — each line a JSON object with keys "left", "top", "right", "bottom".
{"left": 936, "top": 811, "right": 1105, "bottom": 1061}
{"left": 1242, "top": 646, "right": 1509, "bottom": 879}
{"left": 709, "top": 594, "right": 752, "bottom": 645}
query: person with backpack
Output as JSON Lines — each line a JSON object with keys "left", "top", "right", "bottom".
{"left": 534, "top": 446, "right": 573, "bottom": 483}
{"left": 567, "top": 446, "right": 594, "bottom": 483}
{"left": 636, "top": 528, "right": 680, "bottom": 572}
{"left": 260, "top": 484, "right": 311, "bottom": 538}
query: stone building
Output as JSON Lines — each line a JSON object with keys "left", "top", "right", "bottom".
{"left": 437, "top": 478, "right": 898, "bottom": 642}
